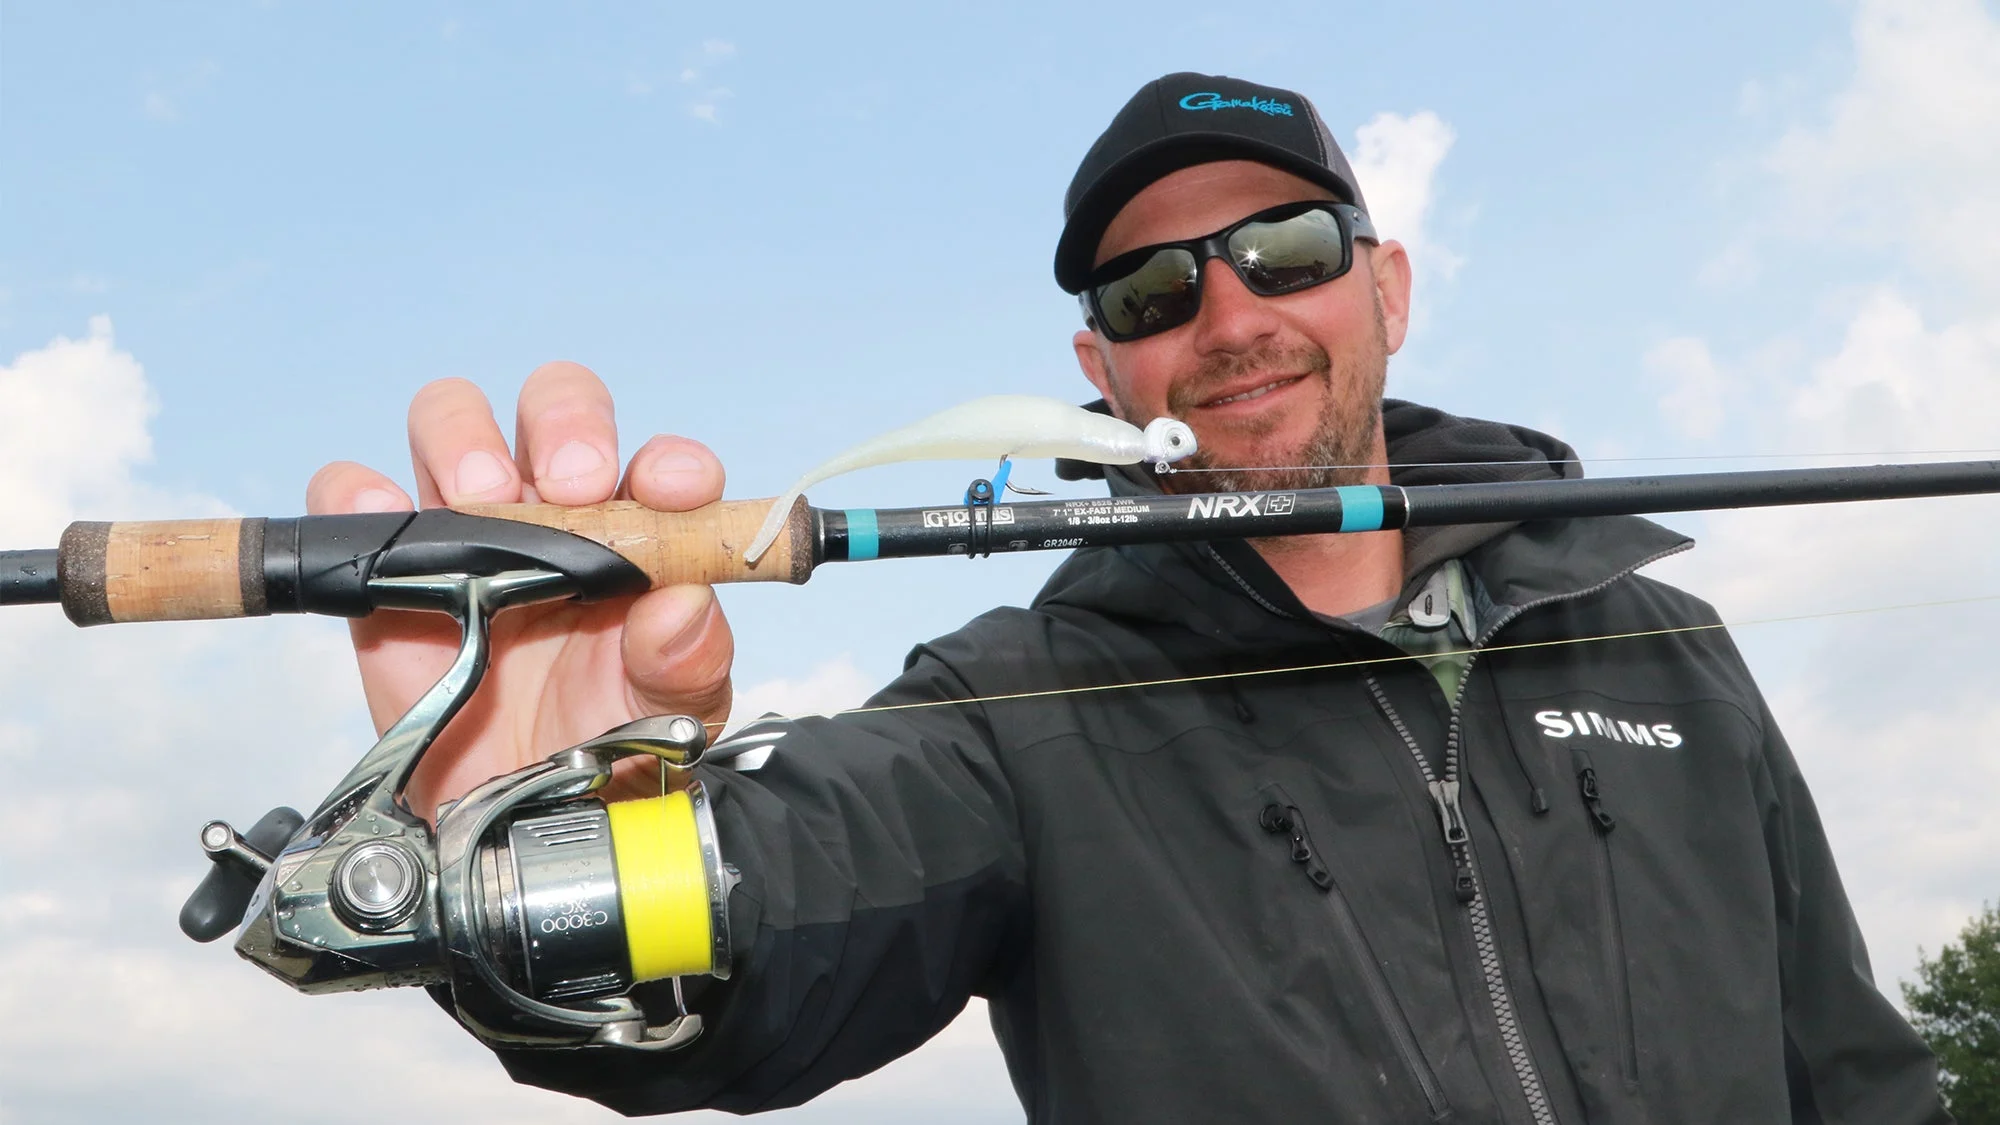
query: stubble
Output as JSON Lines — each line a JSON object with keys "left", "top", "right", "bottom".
{"left": 1108, "top": 299, "right": 1391, "bottom": 496}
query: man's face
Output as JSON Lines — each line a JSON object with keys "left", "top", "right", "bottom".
{"left": 1073, "top": 160, "right": 1412, "bottom": 493}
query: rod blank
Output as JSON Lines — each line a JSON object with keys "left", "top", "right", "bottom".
{"left": 1398, "top": 461, "right": 2000, "bottom": 527}
{"left": 0, "top": 549, "right": 58, "bottom": 606}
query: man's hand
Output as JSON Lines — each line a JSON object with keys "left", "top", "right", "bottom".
{"left": 305, "top": 362, "right": 735, "bottom": 821}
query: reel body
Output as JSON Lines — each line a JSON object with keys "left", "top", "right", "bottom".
{"left": 180, "top": 568, "right": 737, "bottom": 1051}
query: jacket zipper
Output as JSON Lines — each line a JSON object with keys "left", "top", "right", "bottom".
{"left": 1261, "top": 801, "right": 1450, "bottom": 1118}
{"left": 1574, "top": 750, "right": 1639, "bottom": 1087}
{"left": 1366, "top": 675, "right": 1558, "bottom": 1125}
{"left": 1357, "top": 541, "right": 1693, "bottom": 1125}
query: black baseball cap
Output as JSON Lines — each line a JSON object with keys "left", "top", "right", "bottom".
{"left": 1055, "top": 72, "right": 1369, "bottom": 294}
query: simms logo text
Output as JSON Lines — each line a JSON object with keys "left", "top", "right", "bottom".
{"left": 1535, "top": 709, "right": 1682, "bottom": 749}
{"left": 1187, "top": 493, "right": 1296, "bottom": 519}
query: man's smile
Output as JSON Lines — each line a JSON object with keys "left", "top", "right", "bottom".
{"left": 1191, "top": 373, "right": 1309, "bottom": 412}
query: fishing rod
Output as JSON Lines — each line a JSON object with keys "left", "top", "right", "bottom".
{"left": 5, "top": 457, "right": 2000, "bottom": 626}
{"left": 4, "top": 393, "right": 1999, "bottom": 1057}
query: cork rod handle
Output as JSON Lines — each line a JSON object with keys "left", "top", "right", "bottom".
{"left": 58, "top": 519, "right": 253, "bottom": 626}
{"left": 55, "top": 497, "right": 814, "bottom": 626}
{"left": 452, "top": 497, "right": 813, "bottom": 588}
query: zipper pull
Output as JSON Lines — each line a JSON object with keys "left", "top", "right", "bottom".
{"left": 1575, "top": 753, "right": 1616, "bottom": 833}
{"left": 1452, "top": 859, "right": 1477, "bottom": 904}
{"left": 1427, "top": 779, "right": 1470, "bottom": 846}
{"left": 1424, "top": 780, "right": 1479, "bottom": 903}
{"left": 1260, "top": 803, "right": 1334, "bottom": 891}
{"left": 1426, "top": 780, "right": 1479, "bottom": 904}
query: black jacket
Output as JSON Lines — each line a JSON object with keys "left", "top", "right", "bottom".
{"left": 496, "top": 401, "right": 1948, "bottom": 1123}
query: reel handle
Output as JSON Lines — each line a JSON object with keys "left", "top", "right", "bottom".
{"left": 179, "top": 805, "right": 303, "bottom": 943}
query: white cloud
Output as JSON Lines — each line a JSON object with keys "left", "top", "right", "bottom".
{"left": 675, "top": 40, "right": 739, "bottom": 123}
{"left": 1766, "top": 0, "right": 2000, "bottom": 292}
{"left": 689, "top": 87, "right": 734, "bottom": 124}
{"left": 0, "top": 324, "right": 1018, "bottom": 1122}
{"left": 1644, "top": 336, "right": 1729, "bottom": 440}
{"left": 0, "top": 316, "right": 148, "bottom": 524}
{"left": 1349, "top": 110, "right": 1463, "bottom": 284}
{"left": 1786, "top": 288, "right": 2000, "bottom": 451}
{"left": 1641, "top": 0, "right": 2000, "bottom": 998}
{"left": 1778, "top": 686, "right": 2000, "bottom": 908}
{"left": 0, "top": 941, "right": 614, "bottom": 1124}
{"left": 1650, "top": 287, "right": 2000, "bottom": 626}
{"left": 729, "top": 652, "right": 878, "bottom": 730}
{"left": 0, "top": 316, "right": 221, "bottom": 541}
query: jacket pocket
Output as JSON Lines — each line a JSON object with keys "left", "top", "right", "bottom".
{"left": 1257, "top": 784, "right": 1450, "bottom": 1120}
{"left": 1573, "top": 749, "right": 1640, "bottom": 1088}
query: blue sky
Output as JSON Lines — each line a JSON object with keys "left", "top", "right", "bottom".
{"left": 5, "top": 2, "right": 1999, "bottom": 1120}
{"left": 2, "top": 0, "right": 1866, "bottom": 680}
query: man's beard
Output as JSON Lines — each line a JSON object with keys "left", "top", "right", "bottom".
{"left": 1106, "top": 306, "right": 1390, "bottom": 496}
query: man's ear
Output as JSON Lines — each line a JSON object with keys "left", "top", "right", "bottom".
{"left": 1073, "top": 328, "right": 1117, "bottom": 408}
{"left": 1368, "top": 240, "right": 1414, "bottom": 355}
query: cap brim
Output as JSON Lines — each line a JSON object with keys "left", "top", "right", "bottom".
{"left": 1054, "top": 133, "right": 1361, "bottom": 293}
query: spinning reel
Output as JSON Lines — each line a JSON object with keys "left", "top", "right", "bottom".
{"left": 177, "top": 568, "right": 737, "bottom": 1051}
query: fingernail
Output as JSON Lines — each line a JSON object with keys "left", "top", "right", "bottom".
{"left": 650, "top": 451, "right": 709, "bottom": 490}
{"left": 353, "top": 488, "right": 409, "bottom": 513}
{"left": 454, "top": 450, "right": 510, "bottom": 496}
{"left": 543, "top": 440, "right": 606, "bottom": 483}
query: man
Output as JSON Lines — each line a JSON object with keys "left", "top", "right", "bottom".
{"left": 309, "top": 74, "right": 1948, "bottom": 1122}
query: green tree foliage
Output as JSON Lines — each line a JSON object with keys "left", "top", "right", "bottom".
{"left": 1903, "top": 903, "right": 2000, "bottom": 1124}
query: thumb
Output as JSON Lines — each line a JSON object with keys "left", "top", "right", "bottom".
{"left": 622, "top": 584, "right": 735, "bottom": 731}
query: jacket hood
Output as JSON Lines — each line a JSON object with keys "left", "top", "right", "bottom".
{"left": 1034, "top": 399, "right": 1689, "bottom": 635}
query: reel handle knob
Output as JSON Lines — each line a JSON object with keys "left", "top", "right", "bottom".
{"left": 178, "top": 805, "right": 303, "bottom": 943}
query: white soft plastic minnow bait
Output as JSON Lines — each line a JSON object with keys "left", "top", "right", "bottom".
{"left": 743, "top": 395, "right": 1197, "bottom": 563}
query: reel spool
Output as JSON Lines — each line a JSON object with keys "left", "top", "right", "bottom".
{"left": 475, "top": 790, "right": 724, "bottom": 1007}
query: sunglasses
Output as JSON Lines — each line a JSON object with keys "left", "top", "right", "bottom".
{"left": 1079, "top": 201, "right": 1377, "bottom": 343}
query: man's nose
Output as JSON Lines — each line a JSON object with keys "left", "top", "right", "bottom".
{"left": 1189, "top": 256, "right": 1281, "bottom": 354}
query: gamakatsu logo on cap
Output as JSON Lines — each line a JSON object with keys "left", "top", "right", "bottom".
{"left": 1178, "top": 92, "right": 1295, "bottom": 117}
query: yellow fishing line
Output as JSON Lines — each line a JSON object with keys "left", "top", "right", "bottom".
{"left": 1158, "top": 448, "right": 2000, "bottom": 473}
{"left": 700, "top": 592, "right": 2000, "bottom": 728}
{"left": 607, "top": 792, "right": 713, "bottom": 982}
